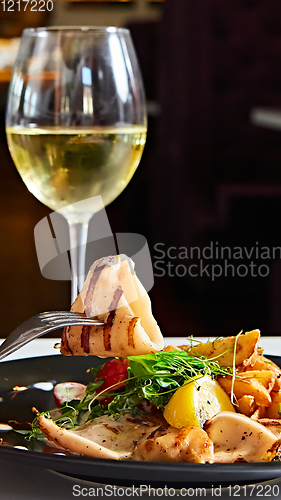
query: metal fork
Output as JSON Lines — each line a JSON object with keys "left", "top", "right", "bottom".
{"left": 0, "top": 311, "right": 105, "bottom": 362}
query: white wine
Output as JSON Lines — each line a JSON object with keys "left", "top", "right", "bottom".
{"left": 7, "top": 126, "right": 147, "bottom": 217}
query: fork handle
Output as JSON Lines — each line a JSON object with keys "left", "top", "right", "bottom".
{"left": 0, "top": 325, "right": 56, "bottom": 361}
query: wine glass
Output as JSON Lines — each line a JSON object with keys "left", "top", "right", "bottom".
{"left": 6, "top": 27, "right": 147, "bottom": 304}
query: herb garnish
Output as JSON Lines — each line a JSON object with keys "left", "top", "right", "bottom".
{"left": 20, "top": 346, "right": 235, "bottom": 441}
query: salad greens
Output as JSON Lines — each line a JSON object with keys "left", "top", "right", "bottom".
{"left": 19, "top": 346, "right": 235, "bottom": 442}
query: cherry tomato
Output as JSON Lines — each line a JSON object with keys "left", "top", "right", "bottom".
{"left": 95, "top": 358, "right": 128, "bottom": 394}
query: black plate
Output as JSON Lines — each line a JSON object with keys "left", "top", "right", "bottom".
{"left": 1, "top": 354, "right": 281, "bottom": 488}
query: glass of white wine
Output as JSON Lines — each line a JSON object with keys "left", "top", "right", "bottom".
{"left": 6, "top": 27, "right": 147, "bottom": 304}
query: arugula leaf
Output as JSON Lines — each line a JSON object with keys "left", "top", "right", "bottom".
{"left": 128, "top": 355, "right": 159, "bottom": 377}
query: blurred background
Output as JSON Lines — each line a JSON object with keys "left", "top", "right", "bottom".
{"left": 1, "top": 0, "right": 281, "bottom": 338}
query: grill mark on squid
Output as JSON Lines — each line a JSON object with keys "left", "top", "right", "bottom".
{"left": 128, "top": 317, "right": 138, "bottom": 348}
{"left": 103, "top": 423, "right": 120, "bottom": 435}
{"left": 103, "top": 287, "right": 124, "bottom": 351}
{"left": 61, "top": 327, "right": 73, "bottom": 355}
{"left": 86, "top": 263, "right": 107, "bottom": 307}
{"left": 81, "top": 325, "right": 91, "bottom": 353}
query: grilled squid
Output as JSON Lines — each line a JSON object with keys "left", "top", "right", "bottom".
{"left": 34, "top": 409, "right": 163, "bottom": 460}
{"left": 204, "top": 411, "right": 281, "bottom": 462}
{"left": 61, "top": 255, "right": 164, "bottom": 358}
{"left": 133, "top": 425, "right": 214, "bottom": 463}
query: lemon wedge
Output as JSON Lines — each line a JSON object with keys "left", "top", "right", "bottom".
{"left": 163, "top": 375, "right": 235, "bottom": 429}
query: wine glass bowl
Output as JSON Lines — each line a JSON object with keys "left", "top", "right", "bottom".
{"left": 6, "top": 27, "right": 147, "bottom": 302}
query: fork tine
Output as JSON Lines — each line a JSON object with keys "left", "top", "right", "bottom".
{"left": 48, "top": 314, "right": 104, "bottom": 323}
{"left": 50, "top": 318, "right": 103, "bottom": 326}
{"left": 39, "top": 311, "right": 88, "bottom": 320}
{"left": 39, "top": 314, "right": 96, "bottom": 324}
{"left": 38, "top": 313, "right": 104, "bottom": 327}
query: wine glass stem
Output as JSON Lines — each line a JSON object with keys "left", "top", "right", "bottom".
{"left": 68, "top": 221, "right": 89, "bottom": 305}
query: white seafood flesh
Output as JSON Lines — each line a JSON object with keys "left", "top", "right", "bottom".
{"left": 204, "top": 411, "right": 281, "bottom": 462}
{"left": 133, "top": 425, "right": 214, "bottom": 463}
{"left": 35, "top": 410, "right": 161, "bottom": 459}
